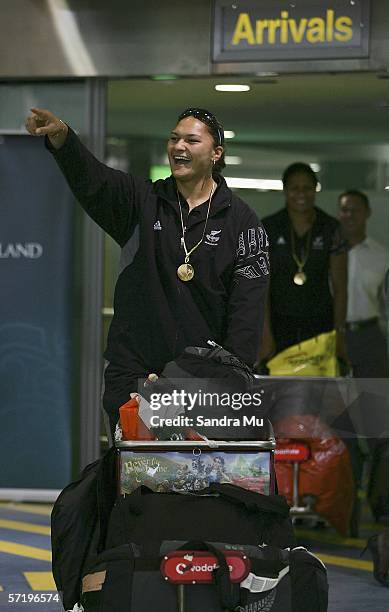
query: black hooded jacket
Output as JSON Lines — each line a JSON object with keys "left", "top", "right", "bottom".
{"left": 48, "top": 129, "right": 269, "bottom": 372}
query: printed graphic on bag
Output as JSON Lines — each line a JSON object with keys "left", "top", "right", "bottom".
{"left": 119, "top": 451, "right": 271, "bottom": 495}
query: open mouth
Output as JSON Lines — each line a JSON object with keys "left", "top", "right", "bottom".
{"left": 172, "top": 155, "right": 191, "bottom": 167}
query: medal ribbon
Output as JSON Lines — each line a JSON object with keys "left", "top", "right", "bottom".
{"left": 177, "top": 183, "right": 215, "bottom": 264}
{"left": 290, "top": 225, "right": 312, "bottom": 273}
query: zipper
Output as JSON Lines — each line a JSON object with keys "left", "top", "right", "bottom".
{"left": 173, "top": 275, "right": 182, "bottom": 356}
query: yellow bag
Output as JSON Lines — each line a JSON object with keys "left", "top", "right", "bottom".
{"left": 267, "top": 330, "right": 339, "bottom": 377}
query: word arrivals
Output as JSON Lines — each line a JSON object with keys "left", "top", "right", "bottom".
{"left": 0, "top": 242, "right": 43, "bottom": 258}
{"left": 232, "top": 10, "right": 353, "bottom": 46}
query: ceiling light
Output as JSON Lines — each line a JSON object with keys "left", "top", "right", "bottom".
{"left": 225, "top": 156, "right": 242, "bottom": 165}
{"left": 385, "top": 186, "right": 389, "bottom": 190}
{"left": 224, "top": 177, "right": 322, "bottom": 192}
{"left": 215, "top": 84, "right": 250, "bottom": 92}
{"left": 151, "top": 74, "right": 178, "bottom": 81}
{"left": 225, "top": 177, "right": 283, "bottom": 190}
{"left": 224, "top": 130, "right": 235, "bottom": 139}
{"left": 255, "top": 71, "right": 279, "bottom": 77}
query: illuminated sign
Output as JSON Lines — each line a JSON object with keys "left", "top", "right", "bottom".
{"left": 213, "top": 0, "right": 370, "bottom": 62}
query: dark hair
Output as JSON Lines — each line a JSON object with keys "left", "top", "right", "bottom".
{"left": 338, "top": 189, "right": 370, "bottom": 208}
{"left": 177, "top": 107, "right": 226, "bottom": 173}
{"left": 282, "top": 162, "right": 318, "bottom": 188}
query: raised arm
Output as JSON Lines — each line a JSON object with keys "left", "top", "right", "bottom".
{"left": 25, "top": 108, "right": 147, "bottom": 246}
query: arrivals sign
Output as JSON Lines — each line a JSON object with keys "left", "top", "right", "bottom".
{"left": 213, "top": 0, "right": 370, "bottom": 62}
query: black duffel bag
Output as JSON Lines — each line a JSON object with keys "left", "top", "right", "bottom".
{"left": 80, "top": 484, "right": 328, "bottom": 612}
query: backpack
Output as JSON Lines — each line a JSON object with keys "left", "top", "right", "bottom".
{"left": 140, "top": 342, "right": 267, "bottom": 440}
{"left": 51, "top": 448, "right": 117, "bottom": 611}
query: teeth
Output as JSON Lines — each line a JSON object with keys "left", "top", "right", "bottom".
{"left": 174, "top": 156, "right": 190, "bottom": 162}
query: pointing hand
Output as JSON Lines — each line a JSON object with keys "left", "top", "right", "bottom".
{"left": 25, "top": 107, "right": 68, "bottom": 149}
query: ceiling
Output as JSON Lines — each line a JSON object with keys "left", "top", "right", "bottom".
{"left": 107, "top": 72, "right": 389, "bottom": 184}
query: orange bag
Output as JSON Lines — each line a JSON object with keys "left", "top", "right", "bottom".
{"left": 274, "top": 415, "right": 355, "bottom": 536}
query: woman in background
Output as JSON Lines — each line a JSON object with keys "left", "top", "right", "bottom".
{"left": 259, "top": 162, "right": 348, "bottom": 366}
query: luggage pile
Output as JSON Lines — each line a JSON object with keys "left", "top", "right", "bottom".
{"left": 51, "top": 345, "right": 329, "bottom": 611}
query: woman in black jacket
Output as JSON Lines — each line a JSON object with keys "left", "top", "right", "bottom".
{"left": 26, "top": 107, "right": 270, "bottom": 436}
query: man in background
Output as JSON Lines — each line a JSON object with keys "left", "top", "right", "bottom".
{"left": 338, "top": 189, "right": 389, "bottom": 378}
{"left": 338, "top": 189, "right": 389, "bottom": 522}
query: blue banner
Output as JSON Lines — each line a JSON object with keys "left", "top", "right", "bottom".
{"left": 0, "top": 136, "right": 74, "bottom": 489}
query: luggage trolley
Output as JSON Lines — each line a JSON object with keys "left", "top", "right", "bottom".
{"left": 115, "top": 434, "right": 277, "bottom": 612}
{"left": 256, "top": 374, "right": 362, "bottom": 536}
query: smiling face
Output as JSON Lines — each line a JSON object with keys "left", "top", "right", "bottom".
{"left": 284, "top": 171, "right": 317, "bottom": 214}
{"left": 167, "top": 116, "right": 222, "bottom": 184}
{"left": 338, "top": 193, "right": 370, "bottom": 238}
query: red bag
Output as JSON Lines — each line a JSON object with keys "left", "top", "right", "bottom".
{"left": 274, "top": 415, "right": 355, "bottom": 535}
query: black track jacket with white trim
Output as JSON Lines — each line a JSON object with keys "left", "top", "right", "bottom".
{"left": 48, "top": 128, "right": 269, "bottom": 372}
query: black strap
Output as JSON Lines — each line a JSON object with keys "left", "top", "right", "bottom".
{"left": 178, "top": 540, "right": 241, "bottom": 611}
{"left": 101, "top": 545, "right": 134, "bottom": 612}
{"left": 127, "top": 483, "right": 289, "bottom": 519}
{"left": 207, "top": 482, "right": 290, "bottom": 518}
{"left": 96, "top": 446, "right": 118, "bottom": 552}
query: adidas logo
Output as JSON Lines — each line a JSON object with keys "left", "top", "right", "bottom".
{"left": 313, "top": 235, "right": 324, "bottom": 249}
{"left": 153, "top": 220, "right": 162, "bottom": 231}
{"left": 277, "top": 235, "right": 286, "bottom": 245}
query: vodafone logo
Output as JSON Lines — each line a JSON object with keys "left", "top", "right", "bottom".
{"left": 161, "top": 550, "right": 250, "bottom": 584}
{"left": 275, "top": 444, "right": 310, "bottom": 462}
{"left": 176, "top": 562, "right": 233, "bottom": 574}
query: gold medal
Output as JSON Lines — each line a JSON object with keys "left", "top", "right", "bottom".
{"left": 293, "top": 270, "right": 307, "bottom": 286}
{"left": 176, "top": 182, "right": 216, "bottom": 284}
{"left": 290, "top": 224, "right": 312, "bottom": 288}
{"left": 177, "top": 263, "right": 194, "bottom": 282}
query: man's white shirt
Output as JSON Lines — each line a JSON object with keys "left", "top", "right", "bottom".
{"left": 347, "top": 237, "right": 389, "bottom": 322}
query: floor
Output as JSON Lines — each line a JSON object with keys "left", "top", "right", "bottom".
{"left": 0, "top": 500, "right": 388, "bottom": 611}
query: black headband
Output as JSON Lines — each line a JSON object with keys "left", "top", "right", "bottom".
{"left": 177, "top": 107, "right": 224, "bottom": 147}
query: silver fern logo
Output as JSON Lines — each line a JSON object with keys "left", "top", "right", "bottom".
{"left": 205, "top": 229, "right": 222, "bottom": 245}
